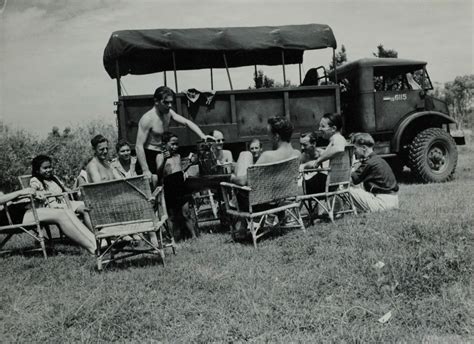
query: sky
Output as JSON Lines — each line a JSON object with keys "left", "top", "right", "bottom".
{"left": 0, "top": 0, "right": 472, "bottom": 136}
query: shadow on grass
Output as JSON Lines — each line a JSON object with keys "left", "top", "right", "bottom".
{"left": 94, "top": 251, "right": 166, "bottom": 272}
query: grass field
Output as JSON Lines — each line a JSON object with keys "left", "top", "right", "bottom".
{"left": 1, "top": 143, "right": 473, "bottom": 343}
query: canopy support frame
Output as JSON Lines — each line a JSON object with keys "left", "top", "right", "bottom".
{"left": 281, "top": 50, "right": 287, "bottom": 86}
{"left": 172, "top": 51, "right": 178, "bottom": 92}
{"left": 223, "top": 53, "right": 233, "bottom": 90}
{"left": 298, "top": 64, "right": 302, "bottom": 85}
{"left": 115, "top": 60, "right": 122, "bottom": 98}
{"left": 210, "top": 68, "right": 214, "bottom": 90}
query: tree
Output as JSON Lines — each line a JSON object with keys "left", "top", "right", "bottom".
{"left": 444, "top": 75, "right": 474, "bottom": 129}
{"left": 373, "top": 44, "right": 398, "bottom": 58}
{"left": 253, "top": 69, "right": 275, "bottom": 89}
{"left": 329, "top": 44, "right": 347, "bottom": 70}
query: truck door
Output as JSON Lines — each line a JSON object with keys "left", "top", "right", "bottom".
{"left": 373, "top": 70, "right": 424, "bottom": 131}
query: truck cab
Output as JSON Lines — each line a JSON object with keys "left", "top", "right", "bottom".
{"left": 332, "top": 58, "right": 464, "bottom": 182}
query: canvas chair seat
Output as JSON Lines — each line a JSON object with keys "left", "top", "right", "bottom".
{"left": 220, "top": 156, "right": 305, "bottom": 247}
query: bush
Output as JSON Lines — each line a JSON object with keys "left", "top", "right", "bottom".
{"left": 0, "top": 121, "right": 117, "bottom": 192}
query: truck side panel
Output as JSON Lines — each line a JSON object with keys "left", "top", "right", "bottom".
{"left": 117, "top": 86, "right": 339, "bottom": 148}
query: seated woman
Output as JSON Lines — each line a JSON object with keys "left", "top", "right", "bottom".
{"left": 29, "top": 155, "right": 92, "bottom": 231}
{"left": 209, "top": 130, "right": 234, "bottom": 173}
{"left": 110, "top": 140, "right": 142, "bottom": 178}
{"left": 158, "top": 132, "right": 197, "bottom": 240}
{"left": 0, "top": 188, "right": 97, "bottom": 254}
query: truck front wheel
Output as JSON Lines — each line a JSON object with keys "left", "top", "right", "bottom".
{"left": 408, "top": 128, "right": 457, "bottom": 183}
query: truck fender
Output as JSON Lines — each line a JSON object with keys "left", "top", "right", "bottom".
{"left": 391, "top": 111, "right": 457, "bottom": 152}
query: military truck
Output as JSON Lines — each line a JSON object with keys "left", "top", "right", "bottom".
{"left": 103, "top": 23, "right": 464, "bottom": 183}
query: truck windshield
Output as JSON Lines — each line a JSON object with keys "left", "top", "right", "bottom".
{"left": 374, "top": 68, "right": 433, "bottom": 92}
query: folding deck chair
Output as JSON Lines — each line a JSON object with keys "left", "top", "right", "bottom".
{"left": 298, "top": 145, "right": 358, "bottom": 224}
{"left": 220, "top": 157, "right": 305, "bottom": 247}
{"left": 80, "top": 176, "right": 174, "bottom": 271}
{"left": 18, "top": 174, "right": 69, "bottom": 242}
{"left": 0, "top": 194, "right": 47, "bottom": 258}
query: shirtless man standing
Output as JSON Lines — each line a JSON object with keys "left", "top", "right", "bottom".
{"left": 136, "top": 86, "right": 214, "bottom": 181}
{"left": 86, "top": 134, "right": 117, "bottom": 183}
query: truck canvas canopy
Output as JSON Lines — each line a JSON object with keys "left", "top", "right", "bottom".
{"left": 103, "top": 24, "right": 337, "bottom": 78}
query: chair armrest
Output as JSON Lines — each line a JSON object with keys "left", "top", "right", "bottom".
{"left": 301, "top": 167, "right": 331, "bottom": 173}
{"left": 220, "top": 182, "right": 251, "bottom": 192}
{"left": 10, "top": 194, "right": 35, "bottom": 204}
{"left": 151, "top": 186, "right": 163, "bottom": 199}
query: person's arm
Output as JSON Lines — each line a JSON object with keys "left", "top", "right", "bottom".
{"left": 155, "top": 153, "right": 166, "bottom": 184}
{"left": 230, "top": 151, "right": 254, "bottom": 186}
{"left": 225, "top": 150, "right": 234, "bottom": 163}
{"left": 86, "top": 162, "right": 102, "bottom": 184}
{"left": 313, "top": 135, "right": 346, "bottom": 167}
{"left": 135, "top": 116, "right": 152, "bottom": 179}
{"left": 170, "top": 111, "right": 214, "bottom": 141}
{"left": 0, "top": 188, "right": 35, "bottom": 205}
{"left": 351, "top": 160, "right": 369, "bottom": 185}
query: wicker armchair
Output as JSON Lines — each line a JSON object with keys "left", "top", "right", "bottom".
{"left": 80, "top": 176, "right": 173, "bottom": 271}
{"left": 220, "top": 157, "right": 305, "bottom": 247}
{"left": 298, "top": 145, "right": 358, "bottom": 224}
{"left": 0, "top": 194, "right": 47, "bottom": 258}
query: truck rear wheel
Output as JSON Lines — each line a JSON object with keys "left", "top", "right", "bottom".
{"left": 408, "top": 128, "right": 457, "bottom": 183}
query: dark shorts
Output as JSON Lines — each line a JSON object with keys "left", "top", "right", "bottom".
{"left": 163, "top": 171, "right": 189, "bottom": 211}
{"left": 144, "top": 148, "right": 162, "bottom": 174}
{"left": 304, "top": 173, "right": 327, "bottom": 194}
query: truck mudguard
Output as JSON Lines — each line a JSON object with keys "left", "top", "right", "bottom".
{"left": 391, "top": 111, "right": 456, "bottom": 152}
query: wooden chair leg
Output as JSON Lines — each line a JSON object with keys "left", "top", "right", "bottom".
{"left": 249, "top": 220, "right": 258, "bottom": 249}
{"left": 97, "top": 256, "right": 103, "bottom": 271}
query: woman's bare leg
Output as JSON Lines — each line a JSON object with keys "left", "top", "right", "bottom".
{"left": 24, "top": 208, "right": 96, "bottom": 254}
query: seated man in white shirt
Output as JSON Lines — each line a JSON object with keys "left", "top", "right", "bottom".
{"left": 300, "top": 113, "right": 346, "bottom": 194}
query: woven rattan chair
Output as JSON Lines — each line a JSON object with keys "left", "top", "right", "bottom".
{"left": 0, "top": 194, "right": 47, "bottom": 258}
{"left": 220, "top": 157, "right": 305, "bottom": 247}
{"left": 298, "top": 145, "right": 358, "bottom": 224}
{"left": 80, "top": 176, "right": 173, "bottom": 271}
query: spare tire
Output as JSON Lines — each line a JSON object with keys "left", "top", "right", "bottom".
{"left": 408, "top": 128, "right": 457, "bottom": 183}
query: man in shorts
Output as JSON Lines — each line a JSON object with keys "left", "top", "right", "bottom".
{"left": 135, "top": 86, "right": 214, "bottom": 183}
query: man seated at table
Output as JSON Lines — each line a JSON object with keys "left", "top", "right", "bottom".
{"left": 300, "top": 113, "right": 346, "bottom": 194}
{"left": 298, "top": 131, "right": 321, "bottom": 194}
{"left": 86, "top": 134, "right": 118, "bottom": 183}
{"left": 231, "top": 116, "right": 300, "bottom": 186}
{"left": 210, "top": 130, "right": 234, "bottom": 172}
{"left": 249, "top": 138, "right": 263, "bottom": 164}
{"left": 349, "top": 132, "right": 399, "bottom": 212}
{"left": 233, "top": 138, "right": 264, "bottom": 173}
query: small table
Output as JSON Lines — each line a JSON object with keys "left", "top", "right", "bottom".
{"left": 185, "top": 174, "right": 232, "bottom": 231}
